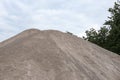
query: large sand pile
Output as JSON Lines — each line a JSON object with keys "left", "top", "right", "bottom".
{"left": 0, "top": 29, "right": 120, "bottom": 80}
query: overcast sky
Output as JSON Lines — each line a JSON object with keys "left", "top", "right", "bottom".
{"left": 0, "top": 0, "right": 116, "bottom": 42}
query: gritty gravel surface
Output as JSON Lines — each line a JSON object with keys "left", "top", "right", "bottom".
{"left": 0, "top": 29, "right": 120, "bottom": 80}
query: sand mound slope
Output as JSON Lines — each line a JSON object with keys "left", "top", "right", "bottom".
{"left": 0, "top": 29, "right": 120, "bottom": 80}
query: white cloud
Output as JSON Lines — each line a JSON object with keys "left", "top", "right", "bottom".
{"left": 0, "top": 0, "right": 117, "bottom": 41}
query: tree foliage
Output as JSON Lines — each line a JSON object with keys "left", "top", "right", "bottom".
{"left": 84, "top": 27, "right": 109, "bottom": 47}
{"left": 66, "top": 31, "right": 73, "bottom": 35}
{"left": 83, "top": 1, "right": 120, "bottom": 55}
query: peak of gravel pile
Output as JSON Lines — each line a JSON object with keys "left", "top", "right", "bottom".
{"left": 0, "top": 29, "right": 120, "bottom": 80}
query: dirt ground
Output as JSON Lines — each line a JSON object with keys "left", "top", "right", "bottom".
{"left": 0, "top": 29, "right": 120, "bottom": 80}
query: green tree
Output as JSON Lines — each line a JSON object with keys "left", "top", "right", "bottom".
{"left": 104, "top": 1, "right": 120, "bottom": 54}
{"left": 83, "top": 28, "right": 98, "bottom": 44}
{"left": 83, "top": 26, "right": 109, "bottom": 47}
{"left": 97, "top": 26, "right": 109, "bottom": 47}
{"left": 83, "top": 1, "right": 120, "bottom": 55}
